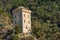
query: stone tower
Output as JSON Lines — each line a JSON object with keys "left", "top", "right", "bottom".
{"left": 12, "top": 6, "right": 31, "bottom": 33}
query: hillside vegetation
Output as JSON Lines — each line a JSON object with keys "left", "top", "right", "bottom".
{"left": 0, "top": 0, "right": 60, "bottom": 40}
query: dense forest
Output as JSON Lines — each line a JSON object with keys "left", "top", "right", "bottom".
{"left": 0, "top": 0, "right": 60, "bottom": 40}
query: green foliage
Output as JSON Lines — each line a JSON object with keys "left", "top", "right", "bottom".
{"left": 10, "top": 34, "right": 36, "bottom": 40}
{"left": 5, "top": 4, "right": 12, "bottom": 10}
{"left": 15, "top": 25, "right": 21, "bottom": 34}
{"left": 0, "top": 0, "right": 60, "bottom": 40}
{"left": 11, "top": 34, "right": 19, "bottom": 40}
{"left": 0, "top": 7, "right": 3, "bottom": 14}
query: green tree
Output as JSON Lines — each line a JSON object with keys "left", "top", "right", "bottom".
{"left": 15, "top": 25, "right": 21, "bottom": 34}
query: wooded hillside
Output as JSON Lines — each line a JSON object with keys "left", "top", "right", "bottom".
{"left": 0, "top": 0, "right": 60, "bottom": 40}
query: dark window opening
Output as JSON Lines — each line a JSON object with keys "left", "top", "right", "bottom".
{"left": 24, "top": 20, "right": 25, "bottom": 23}
{"left": 26, "top": 25, "right": 28, "bottom": 29}
{"left": 15, "top": 21, "right": 16, "bottom": 24}
{"left": 28, "top": 21, "right": 30, "bottom": 24}
{"left": 28, "top": 15, "right": 29, "bottom": 18}
{"left": 24, "top": 14, "right": 25, "bottom": 17}
{"left": 14, "top": 15, "right": 16, "bottom": 18}
{"left": 19, "top": 14, "right": 21, "bottom": 17}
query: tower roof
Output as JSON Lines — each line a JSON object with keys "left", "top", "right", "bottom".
{"left": 12, "top": 6, "right": 31, "bottom": 13}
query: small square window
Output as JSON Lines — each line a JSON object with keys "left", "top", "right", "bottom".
{"left": 14, "top": 15, "right": 16, "bottom": 18}
{"left": 24, "top": 14, "right": 25, "bottom": 17}
{"left": 19, "top": 14, "right": 21, "bottom": 17}
{"left": 15, "top": 21, "right": 16, "bottom": 24}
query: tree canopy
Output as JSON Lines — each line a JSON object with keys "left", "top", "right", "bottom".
{"left": 0, "top": 0, "right": 60, "bottom": 40}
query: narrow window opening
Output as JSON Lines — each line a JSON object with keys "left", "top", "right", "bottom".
{"left": 15, "top": 21, "right": 16, "bottom": 24}
{"left": 24, "top": 14, "right": 25, "bottom": 17}
{"left": 24, "top": 20, "right": 25, "bottom": 23}
{"left": 28, "top": 21, "right": 30, "bottom": 24}
{"left": 28, "top": 15, "right": 29, "bottom": 18}
{"left": 14, "top": 15, "right": 16, "bottom": 18}
{"left": 26, "top": 25, "right": 28, "bottom": 29}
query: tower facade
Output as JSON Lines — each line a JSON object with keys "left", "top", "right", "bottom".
{"left": 12, "top": 6, "right": 31, "bottom": 33}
